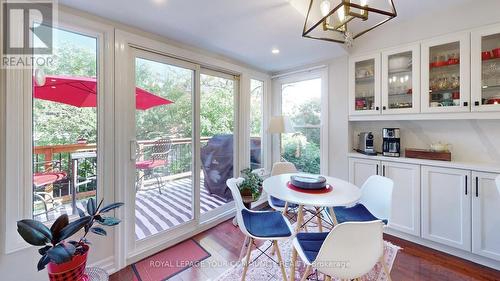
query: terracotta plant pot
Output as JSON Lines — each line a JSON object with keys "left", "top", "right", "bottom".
{"left": 47, "top": 244, "right": 89, "bottom": 281}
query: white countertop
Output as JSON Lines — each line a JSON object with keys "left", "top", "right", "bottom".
{"left": 348, "top": 152, "right": 500, "bottom": 174}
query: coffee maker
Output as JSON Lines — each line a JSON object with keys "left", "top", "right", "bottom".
{"left": 357, "top": 132, "right": 377, "bottom": 156}
{"left": 382, "top": 128, "right": 400, "bottom": 157}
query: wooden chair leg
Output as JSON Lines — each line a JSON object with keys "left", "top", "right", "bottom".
{"left": 300, "top": 265, "right": 312, "bottom": 281}
{"left": 290, "top": 248, "right": 298, "bottom": 281}
{"left": 283, "top": 202, "right": 289, "bottom": 215}
{"left": 328, "top": 207, "right": 339, "bottom": 225}
{"left": 273, "top": 241, "right": 288, "bottom": 281}
{"left": 380, "top": 255, "right": 392, "bottom": 281}
{"left": 325, "top": 276, "right": 331, "bottom": 281}
{"left": 239, "top": 236, "right": 249, "bottom": 259}
{"left": 316, "top": 207, "right": 323, "bottom": 232}
{"left": 241, "top": 238, "right": 254, "bottom": 281}
{"left": 295, "top": 205, "right": 304, "bottom": 233}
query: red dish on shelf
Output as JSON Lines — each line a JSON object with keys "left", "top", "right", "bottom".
{"left": 492, "top": 48, "right": 500, "bottom": 58}
{"left": 482, "top": 51, "right": 492, "bottom": 61}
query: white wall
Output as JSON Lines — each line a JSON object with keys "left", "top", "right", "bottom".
{"left": 351, "top": 120, "right": 500, "bottom": 164}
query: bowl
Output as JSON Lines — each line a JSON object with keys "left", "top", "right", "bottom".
{"left": 492, "top": 48, "right": 500, "bottom": 58}
{"left": 482, "top": 51, "right": 492, "bottom": 61}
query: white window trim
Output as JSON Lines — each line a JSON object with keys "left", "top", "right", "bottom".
{"left": 3, "top": 11, "right": 114, "bottom": 254}
{"left": 271, "top": 67, "right": 329, "bottom": 175}
{"left": 248, "top": 78, "right": 268, "bottom": 172}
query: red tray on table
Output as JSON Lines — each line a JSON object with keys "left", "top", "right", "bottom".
{"left": 287, "top": 181, "right": 333, "bottom": 194}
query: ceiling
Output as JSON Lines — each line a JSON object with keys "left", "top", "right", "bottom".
{"left": 60, "top": 0, "right": 475, "bottom": 73}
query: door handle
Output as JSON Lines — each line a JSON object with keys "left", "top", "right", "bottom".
{"left": 475, "top": 177, "right": 479, "bottom": 197}
{"left": 130, "top": 140, "right": 137, "bottom": 161}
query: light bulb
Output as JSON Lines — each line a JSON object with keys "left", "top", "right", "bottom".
{"left": 320, "top": 0, "right": 331, "bottom": 17}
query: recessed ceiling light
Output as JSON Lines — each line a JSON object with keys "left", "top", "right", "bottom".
{"left": 272, "top": 48, "right": 280, "bottom": 54}
{"left": 152, "top": 0, "right": 167, "bottom": 5}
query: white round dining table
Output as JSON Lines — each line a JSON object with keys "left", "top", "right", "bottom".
{"left": 263, "top": 173, "right": 362, "bottom": 281}
{"left": 263, "top": 173, "right": 361, "bottom": 208}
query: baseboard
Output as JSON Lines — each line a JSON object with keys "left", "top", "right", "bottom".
{"left": 88, "top": 256, "right": 117, "bottom": 274}
{"left": 384, "top": 228, "right": 500, "bottom": 271}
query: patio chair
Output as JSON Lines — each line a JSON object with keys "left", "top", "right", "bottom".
{"left": 33, "top": 160, "right": 68, "bottom": 221}
{"left": 135, "top": 138, "right": 172, "bottom": 194}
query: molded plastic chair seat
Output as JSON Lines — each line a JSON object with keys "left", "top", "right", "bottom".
{"left": 333, "top": 204, "right": 388, "bottom": 225}
{"left": 241, "top": 209, "right": 292, "bottom": 238}
{"left": 295, "top": 232, "right": 329, "bottom": 263}
{"left": 270, "top": 196, "right": 298, "bottom": 208}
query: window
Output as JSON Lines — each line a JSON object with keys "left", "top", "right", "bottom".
{"left": 250, "top": 79, "right": 264, "bottom": 170}
{"left": 32, "top": 26, "right": 98, "bottom": 222}
{"left": 281, "top": 78, "right": 322, "bottom": 174}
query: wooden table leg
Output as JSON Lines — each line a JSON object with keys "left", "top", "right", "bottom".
{"left": 290, "top": 205, "right": 304, "bottom": 281}
{"left": 316, "top": 207, "right": 323, "bottom": 232}
{"left": 295, "top": 205, "right": 304, "bottom": 233}
{"left": 328, "top": 207, "right": 339, "bottom": 226}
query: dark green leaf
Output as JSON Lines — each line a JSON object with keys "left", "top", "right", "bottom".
{"left": 58, "top": 216, "right": 91, "bottom": 242}
{"left": 99, "top": 202, "right": 124, "bottom": 213}
{"left": 97, "top": 217, "right": 121, "bottom": 226}
{"left": 17, "top": 220, "right": 52, "bottom": 246}
{"left": 38, "top": 245, "right": 52, "bottom": 256}
{"left": 90, "top": 227, "right": 107, "bottom": 236}
{"left": 47, "top": 243, "right": 76, "bottom": 264}
{"left": 94, "top": 215, "right": 103, "bottom": 222}
{"left": 87, "top": 198, "right": 96, "bottom": 215}
{"left": 50, "top": 214, "right": 69, "bottom": 243}
{"left": 77, "top": 207, "right": 86, "bottom": 218}
{"left": 37, "top": 254, "right": 50, "bottom": 271}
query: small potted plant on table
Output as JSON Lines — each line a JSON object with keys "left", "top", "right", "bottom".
{"left": 17, "top": 198, "right": 123, "bottom": 281}
{"left": 237, "top": 168, "right": 263, "bottom": 207}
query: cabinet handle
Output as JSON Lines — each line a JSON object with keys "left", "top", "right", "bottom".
{"left": 463, "top": 102, "right": 468, "bottom": 107}
{"left": 475, "top": 101, "right": 480, "bottom": 106}
{"left": 376, "top": 106, "right": 380, "bottom": 111}
{"left": 382, "top": 165, "right": 386, "bottom": 176}
{"left": 475, "top": 177, "right": 479, "bottom": 197}
{"left": 376, "top": 164, "right": 379, "bottom": 175}
{"left": 465, "top": 175, "right": 468, "bottom": 195}
{"left": 382, "top": 106, "right": 387, "bottom": 110}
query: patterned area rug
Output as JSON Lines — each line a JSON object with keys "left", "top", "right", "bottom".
{"left": 216, "top": 217, "right": 401, "bottom": 281}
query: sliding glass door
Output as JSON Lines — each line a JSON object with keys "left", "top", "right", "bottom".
{"left": 199, "top": 70, "right": 238, "bottom": 218}
{"left": 133, "top": 51, "right": 196, "bottom": 241}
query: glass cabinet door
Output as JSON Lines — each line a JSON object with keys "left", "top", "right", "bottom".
{"left": 382, "top": 45, "right": 420, "bottom": 114}
{"left": 350, "top": 54, "right": 380, "bottom": 115}
{"left": 471, "top": 27, "right": 500, "bottom": 112}
{"left": 421, "top": 33, "right": 470, "bottom": 113}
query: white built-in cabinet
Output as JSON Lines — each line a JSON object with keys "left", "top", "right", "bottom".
{"left": 421, "top": 32, "right": 471, "bottom": 113}
{"left": 349, "top": 156, "right": 500, "bottom": 263}
{"left": 381, "top": 44, "right": 421, "bottom": 114}
{"left": 471, "top": 24, "right": 500, "bottom": 112}
{"left": 349, "top": 53, "right": 381, "bottom": 116}
{"left": 348, "top": 158, "right": 421, "bottom": 236}
{"left": 472, "top": 171, "right": 500, "bottom": 261}
{"left": 421, "top": 166, "right": 471, "bottom": 251}
{"left": 349, "top": 23, "right": 500, "bottom": 117}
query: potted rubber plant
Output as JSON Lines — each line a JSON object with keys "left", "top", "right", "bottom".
{"left": 17, "top": 198, "right": 123, "bottom": 281}
{"left": 237, "top": 168, "right": 264, "bottom": 202}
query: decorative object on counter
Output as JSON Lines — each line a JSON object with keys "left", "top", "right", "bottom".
{"left": 430, "top": 142, "right": 452, "bottom": 152}
{"left": 357, "top": 132, "right": 377, "bottom": 156}
{"left": 302, "top": 0, "right": 397, "bottom": 46}
{"left": 16, "top": 198, "right": 123, "bottom": 281}
{"left": 382, "top": 128, "right": 400, "bottom": 157}
{"left": 405, "top": 148, "right": 451, "bottom": 161}
{"left": 290, "top": 175, "right": 327, "bottom": 190}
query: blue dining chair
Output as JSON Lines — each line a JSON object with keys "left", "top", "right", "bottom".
{"left": 292, "top": 220, "right": 391, "bottom": 281}
{"left": 331, "top": 175, "right": 394, "bottom": 225}
{"left": 268, "top": 162, "right": 299, "bottom": 214}
{"left": 227, "top": 178, "right": 293, "bottom": 281}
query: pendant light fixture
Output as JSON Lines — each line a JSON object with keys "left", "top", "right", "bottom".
{"left": 302, "top": 0, "right": 397, "bottom": 46}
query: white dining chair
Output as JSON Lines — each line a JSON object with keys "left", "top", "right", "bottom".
{"left": 292, "top": 220, "right": 391, "bottom": 281}
{"left": 227, "top": 178, "right": 293, "bottom": 281}
{"left": 331, "top": 175, "right": 394, "bottom": 225}
{"left": 268, "top": 162, "right": 299, "bottom": 214}
{"left": 496, "top": 175, "right": 500, "bottom": 195}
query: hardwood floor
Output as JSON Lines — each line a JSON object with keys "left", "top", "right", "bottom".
{"left": 110, "top": 219, "right": 500, "bottom": 281}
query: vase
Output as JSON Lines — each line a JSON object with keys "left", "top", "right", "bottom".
{"left": 47, "top": 244, "right": 89, "bottom": 281}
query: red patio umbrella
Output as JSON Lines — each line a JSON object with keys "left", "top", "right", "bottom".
{"left": 33, "top": 75, "right": 173, "bottom": 110}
